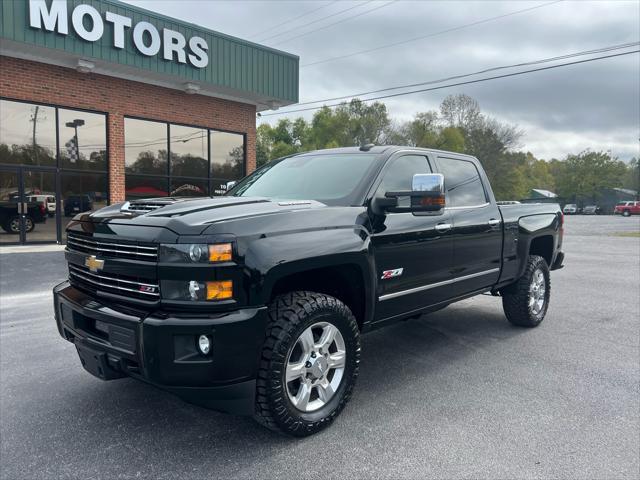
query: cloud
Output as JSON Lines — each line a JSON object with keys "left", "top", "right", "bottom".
{"left": 123, "top": 0, "right": 640, "bottom": 159}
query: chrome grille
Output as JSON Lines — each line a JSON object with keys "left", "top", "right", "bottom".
{"left": 68, "top": 264, "right": 160, "bottom": 300}
{"left": 67, "top": 232, "right": 158, "bottom": 262}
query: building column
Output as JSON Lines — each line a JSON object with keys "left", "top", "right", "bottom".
{"left": 108, "top": 112, "right": 125, "bottom": 203}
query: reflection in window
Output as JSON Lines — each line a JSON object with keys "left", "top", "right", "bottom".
{"left": 124, "top": 118, "right": 168, "bottom": 175}
{"left": 61, "top": 173, "right": 108, "bottom": 216}
{"left": 170, "top": 177, "right": 208, "bottom": 197}
{"left": 170, "top": 125, "right": 208, "bottom": 177}
{"left": 211, "top": 131, "right": 244, "bottom": 195}
{"left": 125, "top": 175, "right": 168, "bottom": 200}
{"left": 438, "top": 157, "right": 487, "bottom": 207}
{"left": 0, "top": 100, "right": 56, "bottom": 166}
{"left": 58, "top": 109, "right": 107, "bottom": 170}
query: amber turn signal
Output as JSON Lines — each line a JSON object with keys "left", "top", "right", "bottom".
{"left": 208, "top": 243, "right": 232, "bottom": 262}
{"left": 206, "top": 280, "right": 233, "bottom": 300}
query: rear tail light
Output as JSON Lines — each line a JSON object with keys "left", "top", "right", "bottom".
{"left": 40, "top": 203, "right": 46, "bottom": 214}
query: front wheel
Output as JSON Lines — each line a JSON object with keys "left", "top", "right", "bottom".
{"left": 501, "top": 255, "right": 550, "bottom": 327}
{"left": 623, "top": 210, "right": 631, "bottom": 217}
{"left": 254, "top": 291, "right": 360, "bottom": 436}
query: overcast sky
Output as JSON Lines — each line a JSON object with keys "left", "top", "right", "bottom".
{"left": 123, "top": 0, "right": 640, "bottom": 161}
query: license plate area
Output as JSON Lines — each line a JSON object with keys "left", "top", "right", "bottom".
{"left": 75, "top": 341, "right": 125, "bottom": 380}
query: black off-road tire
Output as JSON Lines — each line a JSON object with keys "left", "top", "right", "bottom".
{"left": 501, "top": 255, "right": 550, "bottom": 327}
{"left": 254, "top": 291, "right": 360, "bottom": 437}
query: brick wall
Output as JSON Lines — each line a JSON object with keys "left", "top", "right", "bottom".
{"left": 0, "top": 56, "right": 257, "bottom": 203}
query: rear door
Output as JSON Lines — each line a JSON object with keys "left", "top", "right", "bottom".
{"left": 370, "top": 153, "right": 454, "bottom": 322}
{"left": 434, "top": 155, "right": 502, "bottom": 297}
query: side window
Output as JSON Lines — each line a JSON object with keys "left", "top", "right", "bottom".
{"left": 437, "top": 157, "right": 487, "bottom": 207}
{"left": 376, "top": 155, "right": 431, "bottom": 208}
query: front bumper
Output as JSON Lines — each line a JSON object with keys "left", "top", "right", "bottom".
{"left": 53, "top": 282, "right": 267, "bottom": 415}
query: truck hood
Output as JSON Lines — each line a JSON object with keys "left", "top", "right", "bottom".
{"left": 76, "top": 196, "right": 331, "bottom": 235}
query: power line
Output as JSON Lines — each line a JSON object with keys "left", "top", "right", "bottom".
{"left": 293, "top": 42, "right": 640, "bottom": 107}
{"left": 270, "top": 0, "right": 396, "bottom": 47}
{"left": 261, "top": 49, "right": 639, "bottom": 116}
{"left": 258, "top": 1, "right": 374, "bottom": 43}
{"left": 301, "top": 0, "right": 564, "bottom": 68}
{"left": 250, "top": 1, "right": 340, "bottom": 40}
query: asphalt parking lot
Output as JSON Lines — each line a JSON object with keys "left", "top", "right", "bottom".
{"left": 1, "top": 215, "right": 639, "bottom": 479}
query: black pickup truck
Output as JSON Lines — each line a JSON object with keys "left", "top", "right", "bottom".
{"left": 53, "top": 146, "right": 564, "bottom": 436}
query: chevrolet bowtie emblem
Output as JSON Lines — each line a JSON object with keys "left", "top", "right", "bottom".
{"left": 85, "top": 255, "right": 104, "bottom": 273}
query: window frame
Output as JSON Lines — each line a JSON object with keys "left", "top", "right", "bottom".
{"left": 123, "top": 115, "right": 247, "bottom": 199}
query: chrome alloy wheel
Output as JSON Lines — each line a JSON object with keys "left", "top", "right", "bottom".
{"left": 528, "top": 268, "right": 546, "bottom": 315}
{"left": 285, "top": 321, "right": 346, "bottom": 412}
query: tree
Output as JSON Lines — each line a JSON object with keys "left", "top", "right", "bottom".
{"left": 555, "top": 150, "right": 628, "bottom": 203}
{"left": 440, "top": 94, "right": 481, "bottom": 130}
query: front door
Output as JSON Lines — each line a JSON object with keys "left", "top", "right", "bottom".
{"left": 0, "top": 167, "right": 58, "bottom": 244}
{"left": 370, "top": 153, "right": 454, "bottom": 323}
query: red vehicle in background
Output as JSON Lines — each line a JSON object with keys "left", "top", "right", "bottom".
{"left": 614, "top": 201, "right": 640, "bottom": 217}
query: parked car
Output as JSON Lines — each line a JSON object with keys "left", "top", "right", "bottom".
{"left": 54, "top": 146, "right": 565, "bottom": 437}
{"left": 64, "top": 195, "right": 93, "bottom": 217}
{"left": 582, "top": 205, "right": 600, "bottom": 215}
{"left": 28, "top": 194, "right": 56, "bottom": 217}
{"left": 0, "top": 199, "right": 47, "bottom": 233}
{"left": 613, "top": 201, "right": 640, "bottom": 217}
{"left": 563, "top": 204, "right": 578, "bottom": 215}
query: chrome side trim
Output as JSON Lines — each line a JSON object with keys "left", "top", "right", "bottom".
{"left": 445, "top": 202, "right": 490, "bottom": 211}
{"left": 379, "top": 268, "right": 500, "bottom": 301}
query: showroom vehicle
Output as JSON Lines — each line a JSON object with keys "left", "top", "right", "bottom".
{"left": 0, "top": 197, "right": 47, "bottom": 233}
{"left": 53, "top": 146, "right": 565, "bottom": 436}
{"left": 563, "top": 203, "right": 578, "bottom": 215}
{"left": 613, "top": 201, "right": 640, "bottom": 217}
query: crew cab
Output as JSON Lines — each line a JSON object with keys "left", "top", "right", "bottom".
{"left": 53, "top": 146, "right": 565, "bottom": 436}
{"left": 614, "top": 201, "right": 640, "bottom": 216}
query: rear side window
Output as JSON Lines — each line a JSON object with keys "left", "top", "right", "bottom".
{"left": 437, "top": 157, "right": 487, "bottom": 207}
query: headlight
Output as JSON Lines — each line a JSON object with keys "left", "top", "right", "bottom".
{"left": 161, "top": 280, "right": 233, "bottom": 301}
{"left": 159, "top": 243, "right": 233, "bottom": 263}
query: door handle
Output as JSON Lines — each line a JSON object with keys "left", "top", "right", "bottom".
{"left": 435, "top": 223, "right": 452, "bottom": 233}
{"left": 488, "top": 218, "right": 501, "bottom": 226}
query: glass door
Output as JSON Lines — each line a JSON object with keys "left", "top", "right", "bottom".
{"left": 22, "top": 169, "right": 58, "bottom": 243}
{"left": 0, "top": 168, "right": 58, "bottom": 244}
{"left": 0, "top": 169, "right": 23, "bottom": 243}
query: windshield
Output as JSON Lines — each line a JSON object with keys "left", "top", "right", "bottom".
{"left": 228, "top": 154, "right": 378, "bottom": 206}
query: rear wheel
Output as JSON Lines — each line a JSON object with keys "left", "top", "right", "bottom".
{"left": 501, "top": 255, "right": 550, "bottom": 327}
{"left": 254, "top": 291, "right": 360, "bottom": 436}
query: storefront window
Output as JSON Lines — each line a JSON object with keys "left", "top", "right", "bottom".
{"left": 61, "top": 173, "right": 108, "bottom": 240}
{"left": 124, "top": 118, "right": 168, "bottom": 175}
{"left": 58, "top": 109, "right": 107, "bottom": 170}
{"left": 170, "top": 125, "right": 208, "bottom": 177}
{"left": 0, "top": 100, "right": 56, "bottom": 166}
{"left": 124, "top": 117, "right": 246, "bottom": 200}
{"left": 125, "top": 175, "right": 168, "bottom": 200}
{"left": 211, "top": 131, "right": 245, "bottom": 195}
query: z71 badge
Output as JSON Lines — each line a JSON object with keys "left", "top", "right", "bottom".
{"left": 381, "top": 268, "right": 403, "bottom": 280}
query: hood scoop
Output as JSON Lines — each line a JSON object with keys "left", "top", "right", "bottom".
{"left": 120, "top": 198, "right": 192, "bottom": 215}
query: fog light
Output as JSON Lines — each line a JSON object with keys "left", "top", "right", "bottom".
{"left": 198, "top": 335, "right": 211, "bottom": 355}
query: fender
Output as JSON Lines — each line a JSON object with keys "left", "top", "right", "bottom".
{"left": 514, "top": 213, "right": 562, "bottom": 279}
{"left": 242, "top": 226, "right": 376, "bottom": 326}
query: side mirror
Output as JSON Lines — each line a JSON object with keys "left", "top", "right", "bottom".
{"left": 373, "top": 173, "right": 445, "bottom": 215}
